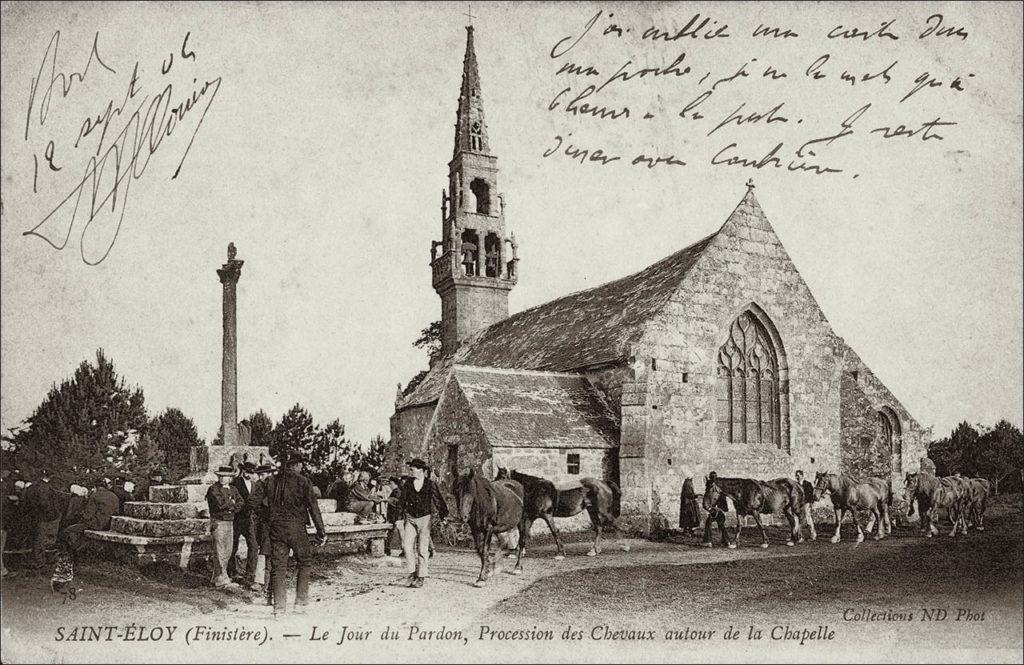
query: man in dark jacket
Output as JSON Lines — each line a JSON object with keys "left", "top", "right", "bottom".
{"left": 250, "top": 454, "right": 325, "bottom": 617}
{"left": 400, "top": 459, "right": 448, "bottom": 588}
{"left": 326, "top": 471, "right": 353, "bottom": 512}
{"left": 794, "top": 470, "right": 818, "bottom": 541}
{"left": 229, "top": 463, "right": 260, "bottom": 584}
{"left": 23, "top": 470, "right": 62, "bottom": 568}
{"left": 207, "top": 466, "right": 244, "bottom": 588}
{"left": 111, "top": 475, "right": 133, "bottom": 511}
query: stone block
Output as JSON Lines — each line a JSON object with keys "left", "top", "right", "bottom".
{"left": 181, "top": 445, "right": 272, "bottom": 485}
{"left": 123, "top": 502, "right": 201, "bottom": 520}
{"left": 318, "top": 499, "right": 337, "bottom": 513}
{"left": 149, "top": 485, "right": 189, "bottom": 503}
{"left": 110, "top": 516, "right": 209, "bottom": 538}
{"left": 322, "top": 512, "right": 358, "bottom": 527}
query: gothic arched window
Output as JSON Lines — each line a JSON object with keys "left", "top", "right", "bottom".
{"left": 878, "top": 407, "right": 903, "bottom": 472}
{"left": 717, "top": 309, "right": 788, "bottom": 448}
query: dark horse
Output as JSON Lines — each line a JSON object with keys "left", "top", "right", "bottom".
{"left": 702, "top": 474, "right": 806, "bottom": 548}
{"left": 453, "top": 469, "right": 526, "bottom": 587}
{"left": 495, "top": 468, "right": 627, "bottom": 558}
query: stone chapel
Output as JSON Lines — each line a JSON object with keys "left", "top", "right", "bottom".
{"left": 387, "top": 25, "right": 929, "bottom": 526}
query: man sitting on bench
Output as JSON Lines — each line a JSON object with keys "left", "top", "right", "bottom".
{"left": 348, "top": 472, "right": 386, "bottom": 524}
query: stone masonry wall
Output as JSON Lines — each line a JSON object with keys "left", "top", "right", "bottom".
{"left": 622, "top": 193, "right": 847, "bottom": 527}
{"left": 424, "top": 380, "right": 492, "bottom": 495}
{"left": 388, "top": 404, "right": 436, "bottom": 476}
{"left": 840, "top": 347, "right": 930, "bottom": 491}
{"left": 492, "top": 446, "right": 613, "bottom": 532}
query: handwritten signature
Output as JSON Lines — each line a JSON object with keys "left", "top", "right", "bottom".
{"left": 22, "top": 31, "right": 222, "bottom": 265}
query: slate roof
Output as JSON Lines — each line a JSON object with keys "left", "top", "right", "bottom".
{"left": 452, "top": 366, "right": 619, "bottom": 449}
{"left": 395, "top": 230, "right": 718, "bottom": 411}
{"left": 459, "top": 231, "right": 717, "bottom": 371}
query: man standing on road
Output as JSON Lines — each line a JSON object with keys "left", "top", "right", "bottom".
{"left": 206, "top": 466, "right": 243, "bottom": 589}
{"left": 400, "top": 458, "right": 448, "bottom": 588}
{"left": 794, "top": 470, "right": 818, "bottom": 541}
{"left": 229, "top": 463, "right": 259, "bottom": 585}
{"left": 252, "top": 453, "right": 325, "bottom": 617}
{"left": 22, "top": 469, "right": 62, "bottom": 568}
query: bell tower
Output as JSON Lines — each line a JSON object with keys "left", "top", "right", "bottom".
{"left": 431, "top": 25, "right": 518, "bottom": 357}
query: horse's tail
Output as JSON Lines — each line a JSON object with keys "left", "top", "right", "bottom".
{"left": 607, "top": 480, "right": 622, "bottom": 518}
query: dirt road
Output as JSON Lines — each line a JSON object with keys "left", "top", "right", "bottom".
{"left": 1, "top": 497, "right": 1021, "bottom": 663}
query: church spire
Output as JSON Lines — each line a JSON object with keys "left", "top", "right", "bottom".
{"left": 431, "top": 22, "right": 517, "bottom": 358}
{"left": 454, "top": 25, "right": 490, "bottom": 157}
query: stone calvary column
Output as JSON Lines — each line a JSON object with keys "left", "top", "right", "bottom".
{"left": 83, "top": 243, "right": 274, "bottom": 571}
{"left": 180, "top": 242, "right": 271, "bottom": 488}
{"left": 217, "top": 243, "right": 243, "bottom": 447}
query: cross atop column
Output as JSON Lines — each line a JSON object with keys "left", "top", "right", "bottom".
{"left": 746, "top": 178, "right": 755, "bottom": 190}
{"left": 463, "top": 4, "right": 475, "bottom": 26}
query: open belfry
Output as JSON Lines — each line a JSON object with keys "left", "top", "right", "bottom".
{"left": 388, "top": 24, "right": 930, "bottom": 528}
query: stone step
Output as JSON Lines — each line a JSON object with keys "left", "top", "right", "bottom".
{"left": 149, "top": 485, "right": 189, "bottom": 503}
{"left": 123, "top": 502, "right": 201, "bottom": 520}
{"left": 110, "top": 516, "right": 209, "bottom": 538}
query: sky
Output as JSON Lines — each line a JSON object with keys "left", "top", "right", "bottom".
{"left": 1, "top": 1, "right": 1021, "bottom": 447}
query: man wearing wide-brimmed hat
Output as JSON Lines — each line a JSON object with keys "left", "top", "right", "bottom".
{"left": 249, "top": 463, "right": 275, "bottom": 597}
{"left": 249, "top": 453, "right": 325, "bottom": 616}
{"left": 229, "top": 462, "right": 260, "bottom": 585}
{"left": 207, "top": 466, "right": 244, "bottom": 588}
{"left": 400, "top": 458, "right": 448, "bottom": 588}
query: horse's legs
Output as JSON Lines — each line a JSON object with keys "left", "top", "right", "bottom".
{"left": 872, "top": 505, "right": 884, "bottom": 540}
{"left": 853, "top": 509, "right": 865, "bottom": 543}
{"left": 475, "top": 528, "right": 492, "bottom": 587}
{"left": 751, "top": 511, "right": 769, "bottom": 548}
{"left": 734, "top": 511, "right": 745, "bottom": 548}
{"left": 540, "top": 513, "right": 565, "bottom": 559}
{"left": 717, "top": 512, "right": 731, "bottom": 547}
{"left": 784, "top": 508, "right": 799, "bottom": 546}
{"left": 512, "top": 521, "right": 527, "bottom": 575}
{"left": 947, "top": 504, "right": 960, "bottom": 537}
{"left": 702, "top": 512, "right": 715, "bottom": 547}
{"left": 472, "top": 531, "right": 487, "bottom": 587}
{"left": 586, "top": 505, "right": 601, "bottom": 556}
{"left": 831, "top": 508, "right": 843, "bottom": 543}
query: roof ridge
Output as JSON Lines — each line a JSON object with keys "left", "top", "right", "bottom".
{"left": 453, "top": 364, "right": 586, "bottom": 379}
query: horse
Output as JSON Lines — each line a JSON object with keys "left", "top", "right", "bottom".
{"left": 963, "top": 477, "right": 991, "bottom": 531}
{"left": 495, "top": 468, "right": 628, "bottom": 558}
{"left": 701, "top": 475, "right": 806, "bottom": 548}
{"left": 453, "top": 469, "right": 526, "bottom": 587}
{"left": 812, "top": 472, "right": 891, "bottom": 543}
{"left": 902, "top": 472, "right": 968, "bottom": 537}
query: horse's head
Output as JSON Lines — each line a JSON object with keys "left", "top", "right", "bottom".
{"left": 812, "top": 472, "right": 831, "bottom": 501}
{"left": 454, "top": 470, "right": 476, "bottom": 521}
{"left": 702, "top": 475, "right": 721, "bottom": 512}
{"left": 903, "top": 473, "right": 920, "bottom": 501}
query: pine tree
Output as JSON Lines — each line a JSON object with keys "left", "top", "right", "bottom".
{"left": 150, "top": 408, "right": 204, "bottom": 481}
{"left": 11, "top": 349, "right": 149, "bottom": 486}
